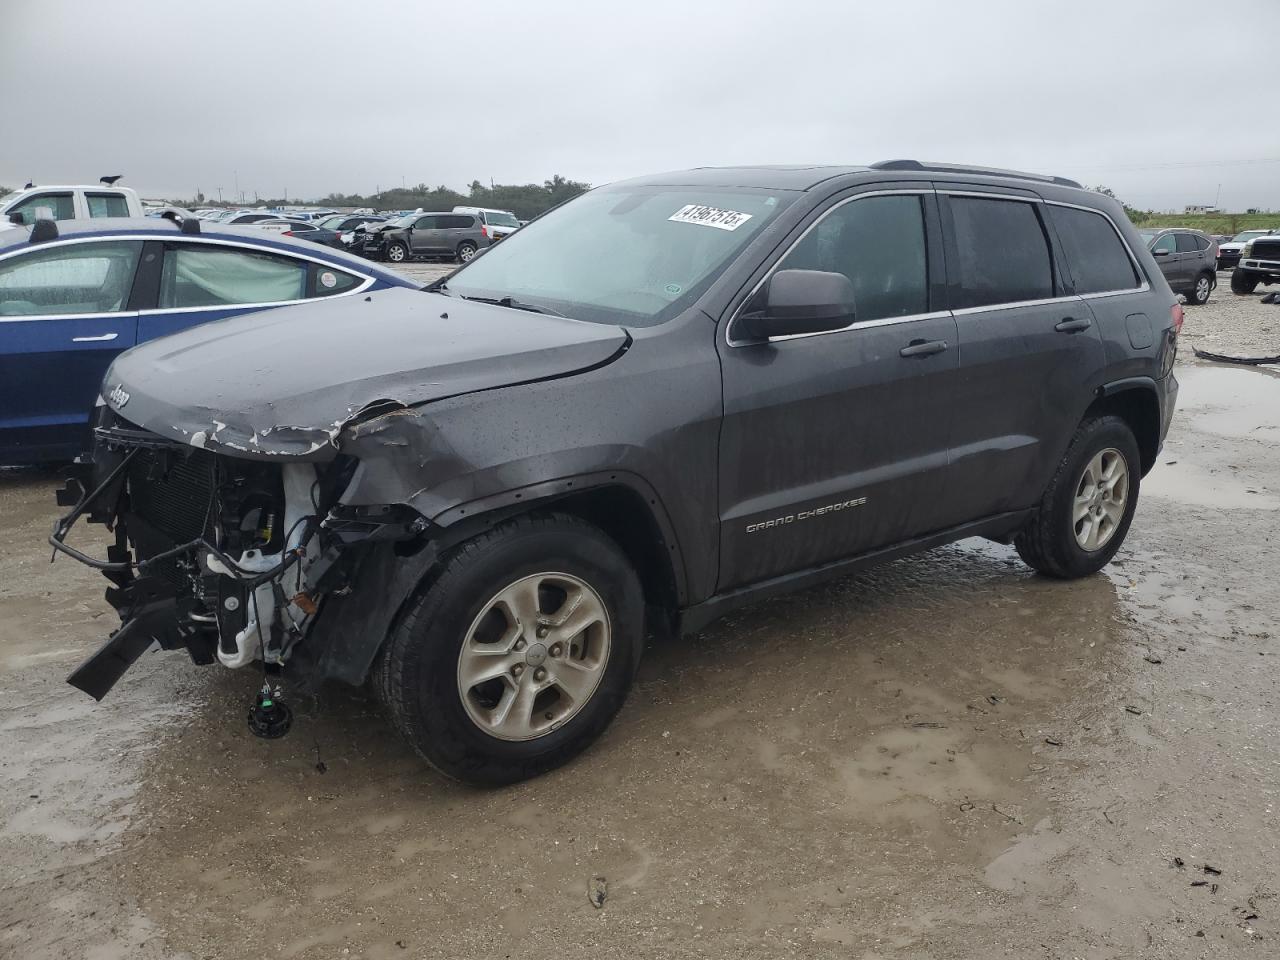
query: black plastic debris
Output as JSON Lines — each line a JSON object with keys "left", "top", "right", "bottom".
{"left": 1192, "top": 347, "right": 1280, "bottom": 366}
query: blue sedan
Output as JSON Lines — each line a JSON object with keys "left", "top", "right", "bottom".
{"left": 0, "top": 215, "right": 417, "bottom": 464}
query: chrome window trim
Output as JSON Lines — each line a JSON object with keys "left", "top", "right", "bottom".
{"left": 0, "top": 234, "right": 377, "bottom": 323}
{"left": 725, "top": 188, "right": 935, "bottom": 348}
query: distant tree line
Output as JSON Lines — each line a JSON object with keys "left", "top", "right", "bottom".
{"left": 312, "top": 174, "right": 591, "bottom": 219}
{"left": 1093, "top": 185, "right": 1151, "bottom": 225}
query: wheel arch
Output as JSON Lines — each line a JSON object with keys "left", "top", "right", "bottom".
{"left": 1085, "top": 380, "right": 1162, "bottom": 476}
{"left": 305, "top": 473, "right": 688, "bottom": 688}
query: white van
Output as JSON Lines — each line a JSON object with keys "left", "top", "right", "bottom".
{"left": 452, "top": 205, "right": 521, "bottom": 241}
{"left": 2, "top": 184, "right": 144, "bottom": 225}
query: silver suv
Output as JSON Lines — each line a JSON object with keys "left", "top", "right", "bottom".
{"left": 364, "top": 212, "right": 490, "bottom": 264}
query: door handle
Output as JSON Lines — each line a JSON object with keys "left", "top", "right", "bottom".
{"left": 71, "top": 333, "right": 119, "bottom": 342}
{"left": 1054, "top": 317, "right": 1092, "bottom": 333}
{"left": 899, "top": 339, "right": 948, "bottom": 358}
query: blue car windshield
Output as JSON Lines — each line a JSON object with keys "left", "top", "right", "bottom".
{"left": 446, "top": 186, "right": 792, "bottom": 326}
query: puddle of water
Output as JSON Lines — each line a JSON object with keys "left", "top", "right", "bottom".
{"left": 1175, "top": 364, "right": 1280, "bottom": 440}
{"left": 1142, "top": 460, "right": 1277, "bottom": 509}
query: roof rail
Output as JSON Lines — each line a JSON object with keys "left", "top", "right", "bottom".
{"left": 30, "top": 219, "right": 58, "bottom": 243}
{"left": 158, "top": 207, "right": 201, "bottom": 234}
{"left": 870, "top": 159, "right": 1083, "bottom": 190}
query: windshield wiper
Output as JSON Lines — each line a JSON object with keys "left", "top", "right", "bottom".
{"left": 461, "top": 294, "right": 566, "bottom": 318}
{"left": 424, "top": 278, "right": 451, "bottom": 294}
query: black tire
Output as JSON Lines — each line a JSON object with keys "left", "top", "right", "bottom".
{"left": 386, "top": 241, "right": 409, "bottom": 264}
{"left": 375, "top": 513, "right": 644, "bottom": 786}
{"left": 1014, "top": 416, "right": 1141, "bottom": 579}
{"left": 1188, "top": 271, "right": 1213, "bottom": 306}
{"left": 456, "top": 241, "right": 478, "bottom": 263}
{"left": 1231, "top": 269, "right": 1258, "bottom": 295}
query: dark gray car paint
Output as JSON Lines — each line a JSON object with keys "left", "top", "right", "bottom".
{"left": 93, "top": 164, "right": 1180, "bottom": 683}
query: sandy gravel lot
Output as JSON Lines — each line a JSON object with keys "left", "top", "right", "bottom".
{"left": 1, "top": 274, "right": 1277, "bottom": 959}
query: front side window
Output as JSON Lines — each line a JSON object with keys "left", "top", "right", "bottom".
{"left": 311, "top": 265, "right": 362, "bottom": 298}
{"left": 0, "top": 241, "right": 143, "bottom": 316}
{"left": 447, "top": 186, "right": 791, "bottom": 326}
{"left": 86, "top": 193, "right": 130, "bottom": 218}
{"left": 1048, "top": 206, "right": 1139, "bottom": 294}
{"left": 414, "top": 216, "right": 439, "bottom": 229}
{"left": 158, "top": 244, "right": 306, "bottom": 308}
{"left": 1175, "top": 233, "right": 1199, "bottom": 253}
{"left": 6, "top": 192, "right": 75, "bottom": 224}
{"left": 774, "top": 194, "right": 929, "bottom": 323}
{"left": 948, "top": 197, "right": 1053, "bottom": 308}
{"left": 1150, "top": 234, "right": 1176, "bottom": 255}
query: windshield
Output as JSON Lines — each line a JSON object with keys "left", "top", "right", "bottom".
{"left": 1138, "top": 230, "right": 1157, "bottom": 241}
{"left": 485, "top": 211, "right": 520, "bottom": 228}
{"left": 1232, "top": 230, "right": 1268, "bottom": 242}
{"left": 390, "top": 214, "right": 417, "bottom": 228}
{"left": 318, "top": 215, "right": 348, "bottom": 229}
{"left": 446, "top": 186, "right": 791, "bottom": 325}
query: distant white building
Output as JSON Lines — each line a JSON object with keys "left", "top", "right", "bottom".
{"left": 1184, "top": 204, "right": 1218, "bottom": 214}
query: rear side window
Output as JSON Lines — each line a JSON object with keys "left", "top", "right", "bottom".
{"left": 443, "top": 215, "right": 474, "bottom": 229}
{"left": 159, "top": 244, "right": 306, "bottom": 308}
{"left": 948, "top": 197, "right": 1053, "bottom": 308}
{"left": 1175, "top": 233, "right": 1199, "bottom": 253}
{"left": 777, "top": 194, "right": 929, "bottom": 323}
{"left": 6, "top": 192, "right": 75, "bottom": 224}
{"left": 0, "top": 241, "right": 143, "bottom": 316}
{"left": 86, "top": 193, "right": 130, "bottom": 218}
{"left": 311, "top": 265, "right": 362, "bottom": 297}
{"left": 1048, "top": 206, "right": 1140, "bottom": 294}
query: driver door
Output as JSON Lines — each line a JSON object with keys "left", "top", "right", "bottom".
{"left": 715, "top": 188, "right": 958, "bottom": 591}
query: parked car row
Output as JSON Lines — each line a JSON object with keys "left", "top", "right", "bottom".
{"left": 1137, "top": 228, "right": 1217, "bottom": 306}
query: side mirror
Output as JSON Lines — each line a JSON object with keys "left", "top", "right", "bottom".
{"left": 7, "top": 212, "right": 22, "bottom": 225}
{"left": 1153, "top": 247, "right": 1171, "bottom": 257}
{"left": 735, "top": 269, "right": 857, "bottom": 341}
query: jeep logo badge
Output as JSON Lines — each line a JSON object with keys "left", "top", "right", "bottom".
{"left": 108, "top": 384, "right": 130, "bottom": 408}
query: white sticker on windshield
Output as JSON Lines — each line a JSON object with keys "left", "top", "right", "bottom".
{"left": 669, "top": 204, "right": 753, "bottom": 231}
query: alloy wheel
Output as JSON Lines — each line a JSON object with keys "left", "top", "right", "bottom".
{"left": 457, "top": 572, "right": 611, "bottom": 741}
{"left": 1072, "top": 447, "right": 1128, "bottom": 551}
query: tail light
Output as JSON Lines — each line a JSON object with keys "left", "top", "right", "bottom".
{"left": 480, "top": 225, "right": 488, "bottom": 238}
{"left": 1171, "top": 302, "right": 1184, "bottom": 335}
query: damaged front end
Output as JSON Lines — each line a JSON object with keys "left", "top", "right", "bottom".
{"left": 52, "top": 407, "right": 429, "bottom": 702}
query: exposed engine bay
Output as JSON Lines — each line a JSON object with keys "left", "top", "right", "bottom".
{"left": 51, "top": 407, "right": 427, "bottom": 703}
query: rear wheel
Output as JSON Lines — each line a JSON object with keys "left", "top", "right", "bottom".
{"left": 375, "top": 513, "right": 644, "bottom": 785}
{"left": 1015, "top": 416, "right": 1140, "bottom": 579}
{"left": 1188, "top": 272, "right": 1213, "bottom": 305}
{"left": 386, "top": 241, "right": 408, "bottom": 263}
{"left": 1231, "top": 269, "right": 1258, "bottom": 295}
{"left": 457, "top": 241, "right": 478, "bottom": 263}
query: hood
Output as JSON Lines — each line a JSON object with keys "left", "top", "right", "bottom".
{"left": 103, "top": 287, "right": 630, "bottom": 458}
{"left": 1219, "top": 242, "right": 1245, "bottom": 252}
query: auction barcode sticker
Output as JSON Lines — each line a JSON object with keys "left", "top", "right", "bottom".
{"left": 669, "top": 204, "right": 753, "bottom": 231}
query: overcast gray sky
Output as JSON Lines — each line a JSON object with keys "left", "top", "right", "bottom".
{"left": 4, "top": 0, "right": 1278, "bottom": 210}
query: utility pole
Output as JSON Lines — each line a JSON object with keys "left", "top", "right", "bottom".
{"left": 216, "top": 186, "right": 223, "bottom": 202}
{"left": 1215, "top": 183, "right": 1222, "bottom": 208}
{"left": 234, "top": 169, "right": 239, "bottom": 203}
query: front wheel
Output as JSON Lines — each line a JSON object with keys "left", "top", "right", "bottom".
{"left": 1231, "top": 269, "right": 1258, "bottom": 295}
{"left": 1188, "top": 272, "right": 1213, "bottom": 305}
{"left": 375, "top": 513, "right": 644, "bottom": 785}
{"left": 1015, "top": 416, "right": 1140, "bottom": 579}
{"left": 456, "top": 241, "right": 478, "bottom": 263}
{"left": 386, "top": 241, "right": 408, "bottom": 263}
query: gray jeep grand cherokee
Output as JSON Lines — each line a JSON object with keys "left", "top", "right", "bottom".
{"left": 54, "top": 161, "right": 1180, "bottom": 784}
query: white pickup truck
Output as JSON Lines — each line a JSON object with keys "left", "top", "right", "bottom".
{"left": 2, "top": 184, "right": 144, "bottom": 224}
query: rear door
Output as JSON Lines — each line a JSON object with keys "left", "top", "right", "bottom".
{"left": 85, "top": 192, "right": 132, "bottom": 218}
{"left": 1175, "top": 231, "right": 1207, "bottom": 288}
{"left": 135, "top": 240, "right": 369, "bottom": 341}
{"left": 934, "top": 188, "right": 1105, "bottom": 527}
{"left": 0, "top": 239, "right": 143, "bottom": 461}
{"left": 716, "top": 187, "right": 958, "bottom": 590}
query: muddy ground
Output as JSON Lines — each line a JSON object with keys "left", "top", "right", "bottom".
{"left": 2, "top": 274, "right": 1278, "bottom": 959}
